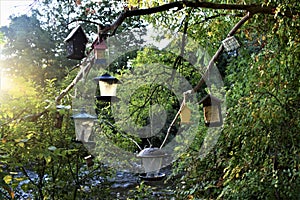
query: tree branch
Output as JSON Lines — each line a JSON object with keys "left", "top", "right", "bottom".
{"left": 55, "top": 53, "right": 94, "bottom": 104}
{"left": 98, "top": 1, "right": 295, "bottom": 36}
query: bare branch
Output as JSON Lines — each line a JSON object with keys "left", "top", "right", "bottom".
{"left": 55, "top": 53, "right": 94, "bottom": 104}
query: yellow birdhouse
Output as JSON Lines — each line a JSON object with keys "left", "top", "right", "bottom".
{"left": 199, "top": 94, "right": 223, "bottom": 127}
{"left": 180, "top": 104, "right": 192, "bottom": 124}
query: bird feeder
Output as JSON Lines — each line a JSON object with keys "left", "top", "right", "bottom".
{"left": 137, "top": 148, "right": 166, "bottom": 177}
{"left": 71, "top": 108, "right": 97, "bottom": 143}
{"left": 199, "top": 94, "right": 223, "bottom": 127}
{"left": 94, "top": 73, "right": 119, "bottom": 101}
{"left": 64, "top": 25, "right": 88, "bottom": 60}
{"left": 180, "top": 104, "right": 192, "bottom": 124}
{"left": 222, "top": 36, "right": 240, "bottom": 52}
{"left": 93, "top": 39, "right": 107, "bottom": 64}
{"left": 84, "top": 155, "right": 94, "bottom": 167}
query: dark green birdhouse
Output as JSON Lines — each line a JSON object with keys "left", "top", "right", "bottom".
{"left": 65, "top": 25, "right": 88, "bottom": 60}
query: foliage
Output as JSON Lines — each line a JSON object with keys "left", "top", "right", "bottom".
{"left": 165, "top": 1, "right": 300, "bottom": 200}
{"left": 0, "top": 15, "right": 58, "bottom": 85}
{"left": 1, "top": 0, "right": 300, "bottom": 199}
{"left": 127, "top": 181, "right": 156, "bottom": 200}
{"left": 0, "top": 76, "right": 114, "bottom": 199}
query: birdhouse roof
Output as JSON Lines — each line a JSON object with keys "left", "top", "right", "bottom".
{"left": 137, "top": 148, "right": 166, "bottom": 158}
{"left": 71, "top": 109, "right": 97, "bottom": 119}
{"left": 92, "top": 39, "right": 107, "bottom": 50}
{"left": 199, "top": 94, "right": 223, "bottom": 105}
{"left": 94, "top": 73, "right": 118, "bottom": 82}
{"left": 64, "top": 25, "right": 88, "bottom": 43}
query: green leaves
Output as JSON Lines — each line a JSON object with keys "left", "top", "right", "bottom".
{"left": 0, "top": 172, "right": 15, "bottom": 199}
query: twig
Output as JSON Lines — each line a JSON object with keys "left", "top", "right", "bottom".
{"left": 97, "top": 1, "right": 295, "bottom": 36}
{"left": 160, "top": 90, "right": 191, "bottom": 149}
{"left": 67, "top": 19, "right": 103, "bottom": 27}
{"left": 103, "top": 120, "right": 142, "bottom": 151}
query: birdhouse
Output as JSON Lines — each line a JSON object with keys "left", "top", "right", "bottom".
{"left": 199, "top": 94, "right": 223, "bottom": 127}
{"left": 180, "top": 104, "right": 192, "bottom": 124}
{"left": 93, "top": 39, "right": 107, "bottom": 64}
{"left": 222, "top": 36, "right": 240, "bottom": 52}
{"left": 64, "top": 25, "right": 88, "bottom": 60}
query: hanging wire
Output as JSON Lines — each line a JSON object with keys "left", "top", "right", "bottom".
{"left": 107, "top": 33, "right": 110, "bottom": 71}
{"left": 149, "top": 102, "right": 153, "bottom": 139}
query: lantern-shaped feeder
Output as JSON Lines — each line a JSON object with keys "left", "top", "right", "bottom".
{"left": 94, "top": 73, "right": 119, "bottom": 101}
{"left": 222, "top": 36, "right": 240, "bottom": 52}
{"left": 71, "top": 108, "right": 97, "bottom": 143}
{"left": 93, "top": 40, "right": 107, "bottom": 64}
{"left": 64, "top": 25, "right": 88, "bottom": 60}
{"left": 199, "top": 94, "right": 223, "bottom": 127}
{"left": 180, "top": 104, "right": 192, "bottom": 124}
{"left": 137, "top": 148, "right": 167, "bottom": 180}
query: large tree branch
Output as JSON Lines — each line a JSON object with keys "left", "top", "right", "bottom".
{"left": 99, "top": 0, "right": 295, "bottom": 35}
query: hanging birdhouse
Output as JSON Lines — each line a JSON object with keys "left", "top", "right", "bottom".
{"left": 93, "top": 39, "right": 107, "bottom": 64}
{"left": 94, "top": 73, "right": 119, "bottom": 102}
{"left": 199, "top": 94, "right": 223, "bottom": 127}
{"left": 64, "top": 25, "right": 88, "bottom": 60}
{"left": 71, "top": 108, "right": 97, "bottom": 143}
{"left": 180, "top": 104, "right": 192, "bottom": 124}
{"left": 222, "top": 36, "right": 240, "bottom": 52}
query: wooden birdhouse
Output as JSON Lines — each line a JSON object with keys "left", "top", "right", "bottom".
{"left": 93, "top": 39, "right": 107, "bottom": 64}
{"left": 199, "top": 94, "right": 223, "bottom": 127}
{"left": 180, "top": 104, "right": 192, "bottom": 124}
{"left": 64, "top": 25, "right": 88, "bottom": 60}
